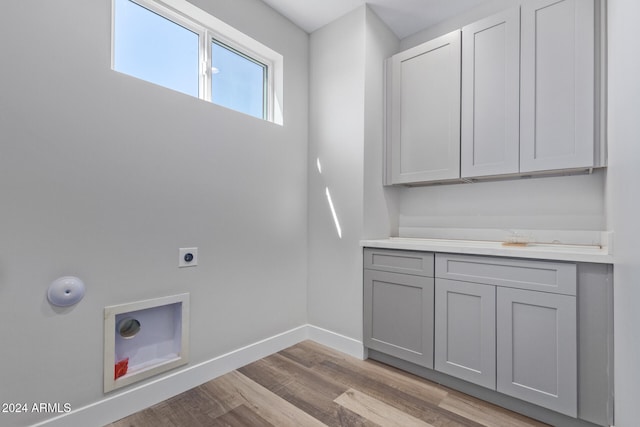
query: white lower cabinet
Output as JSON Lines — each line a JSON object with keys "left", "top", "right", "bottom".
{"left": 434, "top": 254, "right": 577, "bottom": 417}
{"left": 497, "top": 287, "right": 577, "bottom": 417}
{"left": 363, "top": 249, "right": 435, "bottom": 368}
{"left": 365, "top": 248, "right": 614, "bottom": 425}
{"left": 434, "top": 279, "right": 496, "bottom": 389}
{"left": 364, "top": 270, "right": 434, "bottom": 368}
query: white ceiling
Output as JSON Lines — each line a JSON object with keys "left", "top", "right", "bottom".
{"left": 259, "top": 0, "right": 492, "bottom": 39}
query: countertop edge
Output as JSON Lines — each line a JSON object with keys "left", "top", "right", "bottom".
{"left": 360, "top": 239, "right": 614, "bottom": 264}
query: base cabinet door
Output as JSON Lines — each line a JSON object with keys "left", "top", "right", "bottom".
{"left": 435, "top": 279, "right": 496, "bottom": 389}
{"left": 496, "top": 287, "right": 577, "bottom": 417}
{"left": 364, "top": 270, "right": 434, "bottom": 368}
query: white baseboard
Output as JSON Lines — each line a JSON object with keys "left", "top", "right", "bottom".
{"left": 306, "top": 324, "right": 366, "bottom": 360}
{"left": 32, "top": 324, "right": 364, "bottom": 427}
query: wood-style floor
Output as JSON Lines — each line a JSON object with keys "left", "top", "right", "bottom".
{"left": 107, "top": 341, "right": 549, "bottom": 427}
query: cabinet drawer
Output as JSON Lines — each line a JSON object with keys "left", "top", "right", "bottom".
{"left": 435, "top": 253, "right": 576, "bottom": 295}
{"left": 364, "top": 248, "right": 434, "bottom": 277}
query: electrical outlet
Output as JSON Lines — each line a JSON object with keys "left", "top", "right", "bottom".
{"left": 178, "top": 247, "right": 198, "bottom": 267}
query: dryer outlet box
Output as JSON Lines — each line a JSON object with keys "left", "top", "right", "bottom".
{"left": 179, "top": 247, "right": 198, "bottom": 267}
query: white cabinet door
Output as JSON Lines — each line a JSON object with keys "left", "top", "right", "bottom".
{"left": 364, "top": 270, "right": 435, "bottom": 368}
{"left": 461, "top": 8, "right": 520, "bottom": 178}
{"left": 497, "top": 287, "right": 577, "bottom": 417}
{"left": 520, "top": 0, "right": 595, "bottom": 172}
{"left": 435, "top": 279, "right": 496, "bottom": 389}
{"left": 390, "top": 30, "right": 461, "bottom": 184}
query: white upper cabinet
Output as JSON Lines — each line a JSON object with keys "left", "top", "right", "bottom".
{"left": 520, "top": 0, "right": 595, "bottom": 172}
{"left": 390, "top": 30, "right": 461, "bottom": 184}
{"left": 461, "top": 8, "right": 520, "bottom": 178}
{"left": 385, "top": 0, "right": 601, "bottom": 185}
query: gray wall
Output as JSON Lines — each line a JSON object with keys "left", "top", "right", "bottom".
{"left": 398, "top": 171, "right": 606, "bottom": 233}
{"left": 3, "top": 0, "right": 637, "bottom": 425}
{"left": 307, "top": 6, "right": 399, "bottom": 340}
{"left": 307, "top": 7, "right": 366, "bottom": 340}
{"left": 0, "top": 0, "right": 308, "bottom": 425}
{"left": 607, "top": 0, "right": 640, "bottom": 425}
{"left": 364, "top": 9, "right": 401, "bottom": 239}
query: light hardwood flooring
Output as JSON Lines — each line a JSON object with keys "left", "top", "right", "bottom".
{"left": 107, "top": 341, "right": 549, "bottom": 427}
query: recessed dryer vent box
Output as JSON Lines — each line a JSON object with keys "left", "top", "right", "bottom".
{"left": 103, "top": 293, "right": 190, "bottom": 393}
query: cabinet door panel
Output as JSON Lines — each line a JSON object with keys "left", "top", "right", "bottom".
{"left": 497, "top": 287, "right": 577, "bottom": 417}
{"left": 435, "top": 279, "right": 496, "bottom": 389}
{"left": 520, "top": 0, "right": 595, "bottom": 172}
{"left": 391, "top": 30, "right": 461, "bottom": 183}
{"left": 364, "top": 270, "right": 434, "bottom": 368}
{"left": 461, "top": 8, "right": 520, "bottom": 178}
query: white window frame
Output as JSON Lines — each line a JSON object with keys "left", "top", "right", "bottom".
{"left": 111, "top": 0, "right": 284, "bottom": 125}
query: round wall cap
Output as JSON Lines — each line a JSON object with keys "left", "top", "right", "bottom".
{"left": 48, "top": 276, "right": 86, "bottom": 307}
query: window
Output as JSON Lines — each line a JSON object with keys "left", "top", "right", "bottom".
{"left": 113, "top": 0, "right": 200, "bottom": 97}
{"left": 211, "top": 40, "right": 267, "bottom": 120}
{"left": 112, "top": 0, "right": 283, "bottom": 124}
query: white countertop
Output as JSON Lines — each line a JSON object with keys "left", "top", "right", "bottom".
{"left": 361, "top": 238, "right": 613, "bottom": 264}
